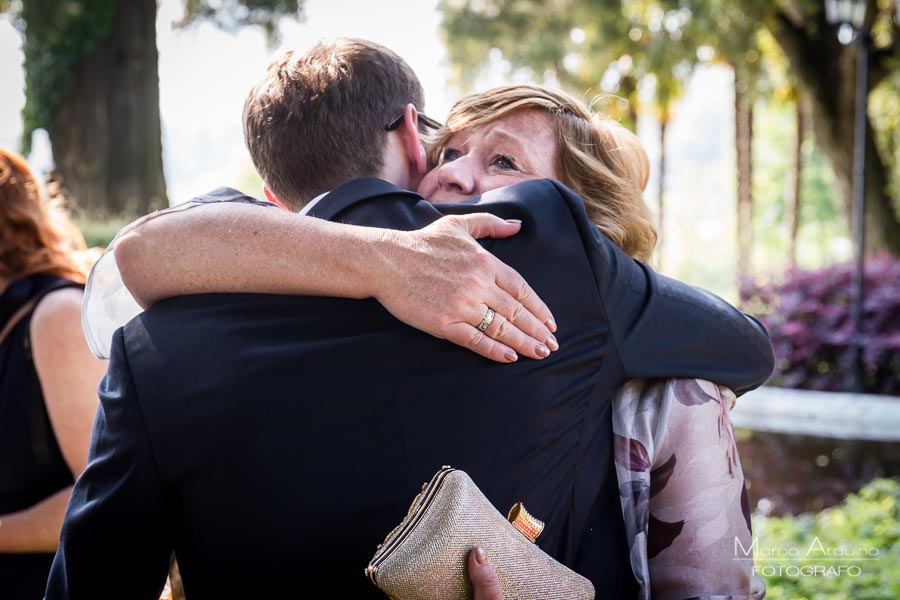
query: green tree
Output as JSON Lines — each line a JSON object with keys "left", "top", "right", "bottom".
{"left": 685, "top": 0, "right": 765, "bottom": 278}
{"left": 742, "top": 0, "right": 900, "bottom": 255}
{"left": 651, "top": 0, "right": 900, "bottom": 258}
{"left": 3, "top": 0, "right": 303, "bottom": 216}
{"left": 438, "top": 0, "right": 900, "bottom": 257}
{"left": 439, "top": 0, "right": 700, "bottom": 127}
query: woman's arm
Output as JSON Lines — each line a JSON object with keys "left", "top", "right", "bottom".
{"left": 646, "top": 380, "right": 757, "bottom": 599}
{"left": 115, "top": 203, "right": 558, "bottom": 363}
{"left": 0, "top": 288, "right": 107, "bottom": 552}
{"left": 0, "top": 487, "right": 72, "bottom": 552}
{"left": 0, "top": 485, "right": 72, "bottom": 554}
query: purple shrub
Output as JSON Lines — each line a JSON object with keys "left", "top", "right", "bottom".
{"left": 740, "top": 254, "right": 900, "bottom": 395}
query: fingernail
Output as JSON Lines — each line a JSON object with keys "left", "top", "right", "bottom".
{"left": 506, "top": 219, "right": 522, "bottom": 225}
{"left": 505, "top": 350, "right": 518, "bottom": 362}
{"left": 546, "top": 318, "right": 557, "bottom": 332}
{"left": 475, "top": 546, "right": 487, "bottom": 565}
{"left": 546, "top": 334, "right": 559, "bottom": 351}
{"left": 535, "top": 344, "right": 549, "bottom": 358}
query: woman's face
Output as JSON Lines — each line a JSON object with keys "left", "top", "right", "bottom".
{"left": 417, "top": 109, "right": 559, "bottom": 202}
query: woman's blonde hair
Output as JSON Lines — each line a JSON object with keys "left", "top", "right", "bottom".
{"left": 429, "top": 84, "right": 657, "bottom": 261}
{"left": 0, "top": 148, "right": 90, "bottom": 283}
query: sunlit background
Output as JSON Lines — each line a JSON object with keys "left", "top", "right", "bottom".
{"left": 1, "top": 0, "right": 854, "bottom": 301}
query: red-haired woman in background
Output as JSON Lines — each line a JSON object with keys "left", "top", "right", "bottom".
{"left": 0, "top": 148, "right": 107, "bottom": 599}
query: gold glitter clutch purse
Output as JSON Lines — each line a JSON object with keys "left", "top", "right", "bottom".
{"left": 364, "top": 466, "right": 595, "bottom": 600}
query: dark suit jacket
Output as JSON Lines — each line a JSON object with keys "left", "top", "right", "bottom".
{"left": 46, "top": 178, "right": 773, "bottom": 600}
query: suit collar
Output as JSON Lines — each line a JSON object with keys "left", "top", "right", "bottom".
{"left": 305, "top": 177, "right": 422, "bottom": 220}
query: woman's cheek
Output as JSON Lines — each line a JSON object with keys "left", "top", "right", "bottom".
{"left": 417, "top": 170, "right": 440, "bottom": 200}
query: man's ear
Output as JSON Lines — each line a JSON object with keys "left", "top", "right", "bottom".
{"left": 400, "top": 103, "right": 428, "bottom": 175}
{"left": 262, "top": 185, "right": 289, "bottom": 211}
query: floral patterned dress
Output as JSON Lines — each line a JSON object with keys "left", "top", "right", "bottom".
{"left": 612, "top": 378, "right": 767, "bottom": 599}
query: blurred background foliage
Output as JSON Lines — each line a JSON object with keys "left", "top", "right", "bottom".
{"left": 752, "top": 477, "right": 900, "bottom": 599}
{"left": 742, "top": 254, "right": 900, "bottom": 395}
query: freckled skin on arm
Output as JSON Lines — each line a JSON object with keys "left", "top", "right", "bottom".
{"left": 114, "top": 202, "right": 557, "bottom": 363}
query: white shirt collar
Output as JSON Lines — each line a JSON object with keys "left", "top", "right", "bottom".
{"left": 299, "top": 191, "right": 330, "bottom": 215}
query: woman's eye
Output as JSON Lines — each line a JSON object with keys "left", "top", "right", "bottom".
{"left": 491, "top": 154, "right": 518, "bottom": 170}
{"left": 441, "top": 148, "right": 461, "bottom": 163}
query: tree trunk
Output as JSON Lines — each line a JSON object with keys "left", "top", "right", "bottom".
{"left": 787, "top": 93, "right": 810, "bottom": 265}
{"left": 51, "top": 0, "right": 166, "bottom": 216}
{"left": 735, "top": 67, "right": 754, "bottom": 279}
{"left": 766, "top": 10, "right": 900, "bottom": 256}
{"left": 618, "top": 75, "right": 640, "bottom": 133}
{"left": 656, "top": 116, "right": 668, "bottom": 269}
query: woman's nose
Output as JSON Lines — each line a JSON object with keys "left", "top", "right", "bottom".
{"left": 438, "top": 157, "right": 477, "bottom": 196}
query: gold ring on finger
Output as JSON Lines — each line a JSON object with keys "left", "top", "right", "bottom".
{"left": 477, "top": 308, "right": 495, "bottom": 332}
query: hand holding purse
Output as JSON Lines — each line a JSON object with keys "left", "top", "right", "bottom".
{"left": 365, "top": 466, "right": 595, "bottom": 600}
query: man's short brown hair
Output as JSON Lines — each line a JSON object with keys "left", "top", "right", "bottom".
{"left": 242, "top": 38, "right": 425, "bottom": 210}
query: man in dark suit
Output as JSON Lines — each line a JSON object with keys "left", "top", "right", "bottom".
{"left": 46, "top": 39, "right": 773, "bottom": 599}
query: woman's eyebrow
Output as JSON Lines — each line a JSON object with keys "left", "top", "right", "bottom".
{"left": 484, "top": 130, "right": 529, "bottom": 154}
{"left": 445, "top": 131, "right": 476, "bottom": 150}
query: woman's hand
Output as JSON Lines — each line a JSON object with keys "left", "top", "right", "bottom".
{"left": 469, "top": 547, "right": 503, "bottom": 600}
{"left": 375, "top": 213, "right": 558, "bottom": 363}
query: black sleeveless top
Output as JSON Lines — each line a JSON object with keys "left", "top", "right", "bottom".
{"left": 0, "top": 274, "right": 83, "bottom": 599}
